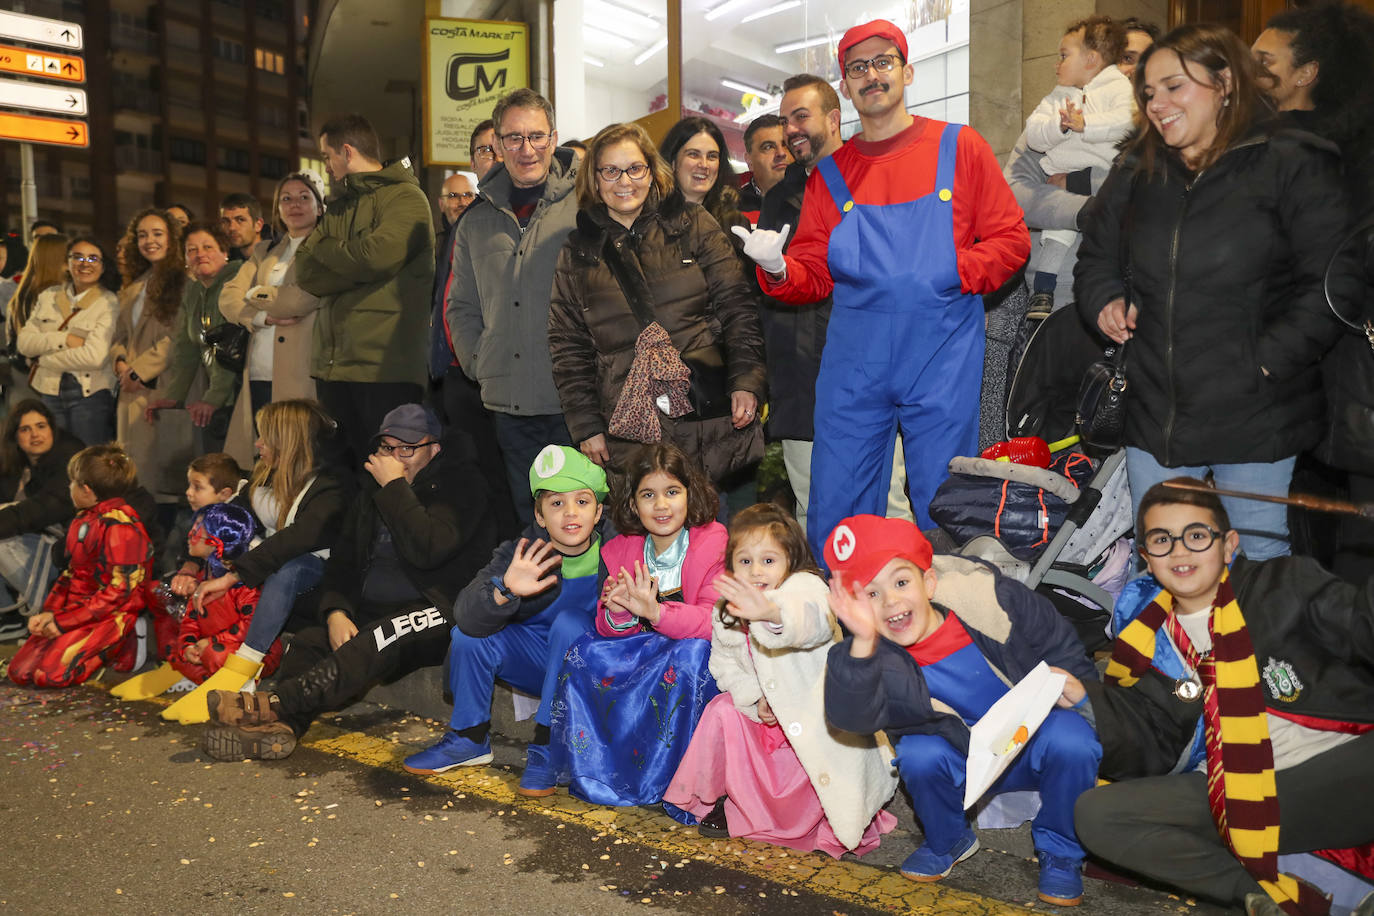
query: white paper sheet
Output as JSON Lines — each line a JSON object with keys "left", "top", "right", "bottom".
{"left": 963, "top": 661, "right": 1067, "bottom": 809}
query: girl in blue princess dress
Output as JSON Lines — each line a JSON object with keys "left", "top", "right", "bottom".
{"left": 550, "top": 443, "right": 725, "bottom": 806}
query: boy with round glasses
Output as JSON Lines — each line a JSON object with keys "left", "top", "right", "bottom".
{"left": 1070, "top": 478, "right": 1374, "bottom": 916}
{"left": 732, "top": 18, "right": 1029, "bottom": 566}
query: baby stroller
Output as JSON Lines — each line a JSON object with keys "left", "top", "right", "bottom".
{"left": 930, "top": 307, "right": 1134, "bottom": 652}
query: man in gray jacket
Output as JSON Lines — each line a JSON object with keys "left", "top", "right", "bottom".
{"left": 445, "top": 89, "right": 577, "bottom": 524}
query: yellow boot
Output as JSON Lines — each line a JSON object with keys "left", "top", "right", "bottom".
{"left": 161, "top": 653, "right": 261, "bottom": 724}
{"left": 110, "top": 662, "right": 185, "bottom": 700}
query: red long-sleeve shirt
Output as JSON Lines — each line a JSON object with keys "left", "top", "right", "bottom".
{"left": 762, "top": 118, "right": 1029, "bottom": 304}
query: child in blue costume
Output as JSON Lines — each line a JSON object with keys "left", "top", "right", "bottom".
{"left": 823, "top": 514, "right": 1100, "bottom": 906}
{"left": 550, "top": 443, "right": 724, "bottom": 808}
{"left": 402, "top": 444, "right": 608, "bottom": 797}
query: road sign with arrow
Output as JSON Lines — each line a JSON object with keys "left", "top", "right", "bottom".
{"left": 0, "top": 43, "right": 84, "bottom": 83}
{"left": 0, "top": 10, "right": 82, "bottom": 52}
{"left": 0, "top": 76, "right": 86, "bottom": 116}
{"left": 0, "top": 110, "right": 87, "bottom": 148}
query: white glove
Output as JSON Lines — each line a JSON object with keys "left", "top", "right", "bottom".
{"left": 730, "top": 224, "right": 789, "bottom": 276}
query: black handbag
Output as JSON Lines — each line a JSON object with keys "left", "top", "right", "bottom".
{"left": 1075, "top": 178, "right": 1137, "bottom": 452}
{"left": 603, "top": 234, "right": 731, "bottom": 420}
{"left": 202, "top": 322, "right": 249, "bottom": 374}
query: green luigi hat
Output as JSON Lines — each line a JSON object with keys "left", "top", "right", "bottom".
{"left": 528, "top": 444, "right": 609, "bottom": 501}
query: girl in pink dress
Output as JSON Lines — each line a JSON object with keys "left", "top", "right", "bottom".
{"left": 664, "top": 504, "right": 899, "bottom": 857}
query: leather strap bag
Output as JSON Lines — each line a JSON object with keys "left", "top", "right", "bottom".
{"left": 1075, "top": 175, "right": 1138, "bottom": 452}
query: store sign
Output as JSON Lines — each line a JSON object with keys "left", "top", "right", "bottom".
{"left": 423, "top": 18, "right": 528, "bottom": 167}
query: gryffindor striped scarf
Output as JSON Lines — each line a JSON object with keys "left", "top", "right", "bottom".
{"left": 1105, "top": 570, "right": 1330, "bottom": 916}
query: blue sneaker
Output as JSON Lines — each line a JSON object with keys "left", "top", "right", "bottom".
{"left": 517, "top": 742, "right": 556, "bottom": 798}
{"left": 1037, "top": 853, "right": 1084, "bottom": 906}
{"left": 402, "top": 731, "right": 492, "bottom": 774}
{"left": 899, "top": 828, "right": 980, "bottom": 882}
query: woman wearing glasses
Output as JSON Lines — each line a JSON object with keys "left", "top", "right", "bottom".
{"left": 548, "top": 122, "right": 765, "bottom": 483}
{"left": 15, "top": 237, "right": 118, "bottom": 446}
{"left": 218, "top": 172, "right": 325, "bottom": 467}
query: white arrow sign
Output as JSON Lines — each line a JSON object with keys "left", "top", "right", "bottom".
{"left": 0, "top": 76, "right": 86, "bottom": 116}
{"left": 0, "top": 10, "right": 83, "bottom": 51}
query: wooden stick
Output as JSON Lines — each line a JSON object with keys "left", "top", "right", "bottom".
{"left": 1161, "top": 479, "right": 1374, "bottom": 518}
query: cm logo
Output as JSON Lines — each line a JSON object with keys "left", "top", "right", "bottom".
{"left": 448, "top": 50, "right": 510, "bottom": 101}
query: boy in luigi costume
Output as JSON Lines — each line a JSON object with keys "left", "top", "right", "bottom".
{"left": 403, "top": 444, "right": 609, "bottom": 797}
{"left": 1072, "top": 478, "right": 1374, "bottom": 916}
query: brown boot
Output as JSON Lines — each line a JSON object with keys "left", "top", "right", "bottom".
{"left": 206, "top": 689, "right": 280, "bottom": 727}
{"left": 202, "top": 721, "right": 297, "bottom": 760}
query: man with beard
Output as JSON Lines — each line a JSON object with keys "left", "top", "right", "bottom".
{"left": 733, "top": 20, "right": 1028, "bottom": 563}
{"left": 738, "top": 114, "right": 791, "bottom": 225}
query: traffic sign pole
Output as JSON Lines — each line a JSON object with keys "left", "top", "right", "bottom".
{"left": 20, "top": 142, "right": 36, "bottom": 240}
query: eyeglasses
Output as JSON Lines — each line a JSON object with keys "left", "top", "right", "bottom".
{"left": 440, "top": 191, "right": 477, "bottom": 201}
{"left": 376, "top": 441, "right": 438, "bottom": 458}
{"left": 499, "top": 131, "right": 553, "bottom": 152}
{"left": 1141, "top": 523, "right": 1223, "bottom": 557}
{"left": 596, "top": 163, "right": 650, "bottom": 182}
{"left": 472, "top": 144, "right": 496, "bottom": 161}
{"left": 68, "top": 253, "right": 102, "bottom": 264}
{"left": 844, "top": 53, "right": 901, "bottom": 79}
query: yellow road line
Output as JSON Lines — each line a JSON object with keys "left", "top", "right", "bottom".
{"left": 303, "top": 724, "right": 1034, "bottom": 915}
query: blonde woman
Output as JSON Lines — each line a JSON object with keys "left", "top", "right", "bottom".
{"left": 219, "top": 172, "right": 324, "bottom": 466}
{"left": 110, "top": 209, "right": 186, "bottom": 498}
{"left": 5, "top": 234, "right": 68, "bottom": 409}
{"left": 159, "top": 399, "right": 353, "bottom": 723}
{"left": 16, "top": 237, "right": 119, "bottom": 446}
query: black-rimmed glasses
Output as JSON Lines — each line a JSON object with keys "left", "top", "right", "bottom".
{"left": 440, "top": 191, "right": 477, "bottom": 201}
{"left": 1141, "top": 523, "right": 1223, "bottom": 557}
{"left": 377, "top": 442, "right": 439, "bottom": 458}
{"left": 596, "top": 163, "right": 650, "bottom": 182}
{"left": 500, "top": 132, "right": 552, "bottom": 152}
{"left": 844, "top": 53, "right": 901, "bottom": 79}
{"left": 69, "top": 253, "right": 102, "bottom": 264}
{"left": 473, "top": 145, "right": 497, "bottom": 161}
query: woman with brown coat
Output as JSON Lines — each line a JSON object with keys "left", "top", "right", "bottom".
{"left": 110, "top": 208, "right": 186, "bottom": 499}
{"left": 547, "top": 123, "right": 766, "bottom": 484}
{"left": 219, "top": 172, "right": 324, "bottom": 467}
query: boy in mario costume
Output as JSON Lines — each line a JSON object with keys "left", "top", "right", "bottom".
{"left": 822, "top": 514, "right": 1099, "bottom": 905}
{"left": 732, "top": 18, "right": 1029, "bottom": 563}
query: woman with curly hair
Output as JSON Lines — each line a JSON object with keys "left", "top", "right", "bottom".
{"left": 110, "top": 208, "right": 186, "bottom": 502}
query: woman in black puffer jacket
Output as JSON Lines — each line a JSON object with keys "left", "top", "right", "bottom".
{"left": 548, "top": 122, "right": 766, "bottom": 483}
{"left": 1075, "top": 23, "right": 1350, "bottom": 561}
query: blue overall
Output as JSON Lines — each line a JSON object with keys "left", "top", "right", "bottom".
{"left": 808, "top": 123, "right": 984, "bottom": 563}
{"left": 445, "top": 574, "right": 599, "bottom": 730}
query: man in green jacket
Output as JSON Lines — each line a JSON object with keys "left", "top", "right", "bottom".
{"left": 296, "top": 113, "right": 435, "bottom": 466}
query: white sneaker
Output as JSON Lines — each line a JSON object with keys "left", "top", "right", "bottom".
{"left": 132, "top": 615, "right": 149, "bottom": 671}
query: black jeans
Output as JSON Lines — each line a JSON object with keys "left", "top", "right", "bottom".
{"left": 1074, "top": 730, "right": 1374, "bottom": 906}
{"left": 315, "top": 380, "right": 425, "bottom": 471}
{"left": 491, "top": 411, "right": 573, "bottom": 526}
{"left": 269, "top": 601, "right": 451, "bottom": 736}
{"left": 439, "top": 368, "right": 519, "bottom": 539}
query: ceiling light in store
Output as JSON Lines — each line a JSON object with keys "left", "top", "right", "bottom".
{"left": 721, "top": 78, "right": 769, "bottom": 97}
{"left": 774, "top": 33, "right": 832, "bottom": 54}
{"left": 587, "top": 0, "right": 661, "bottom": 30}
{"left": 584, "top": 25, "right": 635, "bottom": 48}
{"left": 704, "top": 0, "right": 752, "bottom": 21}
{"left": 634, "top": 38, "right": 668, "bottom": 66}
{"left": 584, "top": 55, "right": 606, "bottom": 68}
{"left": 741, "top": 0, "right": 800, "bottom": 23}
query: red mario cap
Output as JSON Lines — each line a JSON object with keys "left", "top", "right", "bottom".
{"left": 824, "top": 514, "right": 933, "bottom": 587}
{"left": 837, "top": 19, "right": 909, "bottom": 71}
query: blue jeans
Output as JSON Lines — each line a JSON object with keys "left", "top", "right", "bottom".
{"left": 41, "top": 374, "right": 115, "bottom": 447}
{"left": 1125, "top": 448, "right": 1296, "bottom": 561}
{"left": 893, "top": 708, "right": 1101, "bottom": 862}
{"left": 0, "top": 531, "right": 58, "bottom": 613}
{"left": 242, "top": 553, "right": 327, "bottom": 653}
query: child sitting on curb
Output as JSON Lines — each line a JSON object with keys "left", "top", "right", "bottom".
{"left": 823, "top": 514, "right": 1100, "bottom": 906}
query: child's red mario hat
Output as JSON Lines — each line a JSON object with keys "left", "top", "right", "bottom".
{"left": 824, "top": 514, "right": 933, "bottom": 587}
{"left": 837, "top": 19, "right": 909, "bottom": 70}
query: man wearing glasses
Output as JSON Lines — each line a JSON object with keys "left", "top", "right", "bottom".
{"left": 733, "top": 19, "right": 1029, "bottom": 565}
{"left": 200, "top": 403, "right": 500, "bottom": 761}
{"left": 447, "top": 88, "right": 579, "bottom": 525}
{"left": 469, "top": 119, "right": 502, "bottom": 182}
